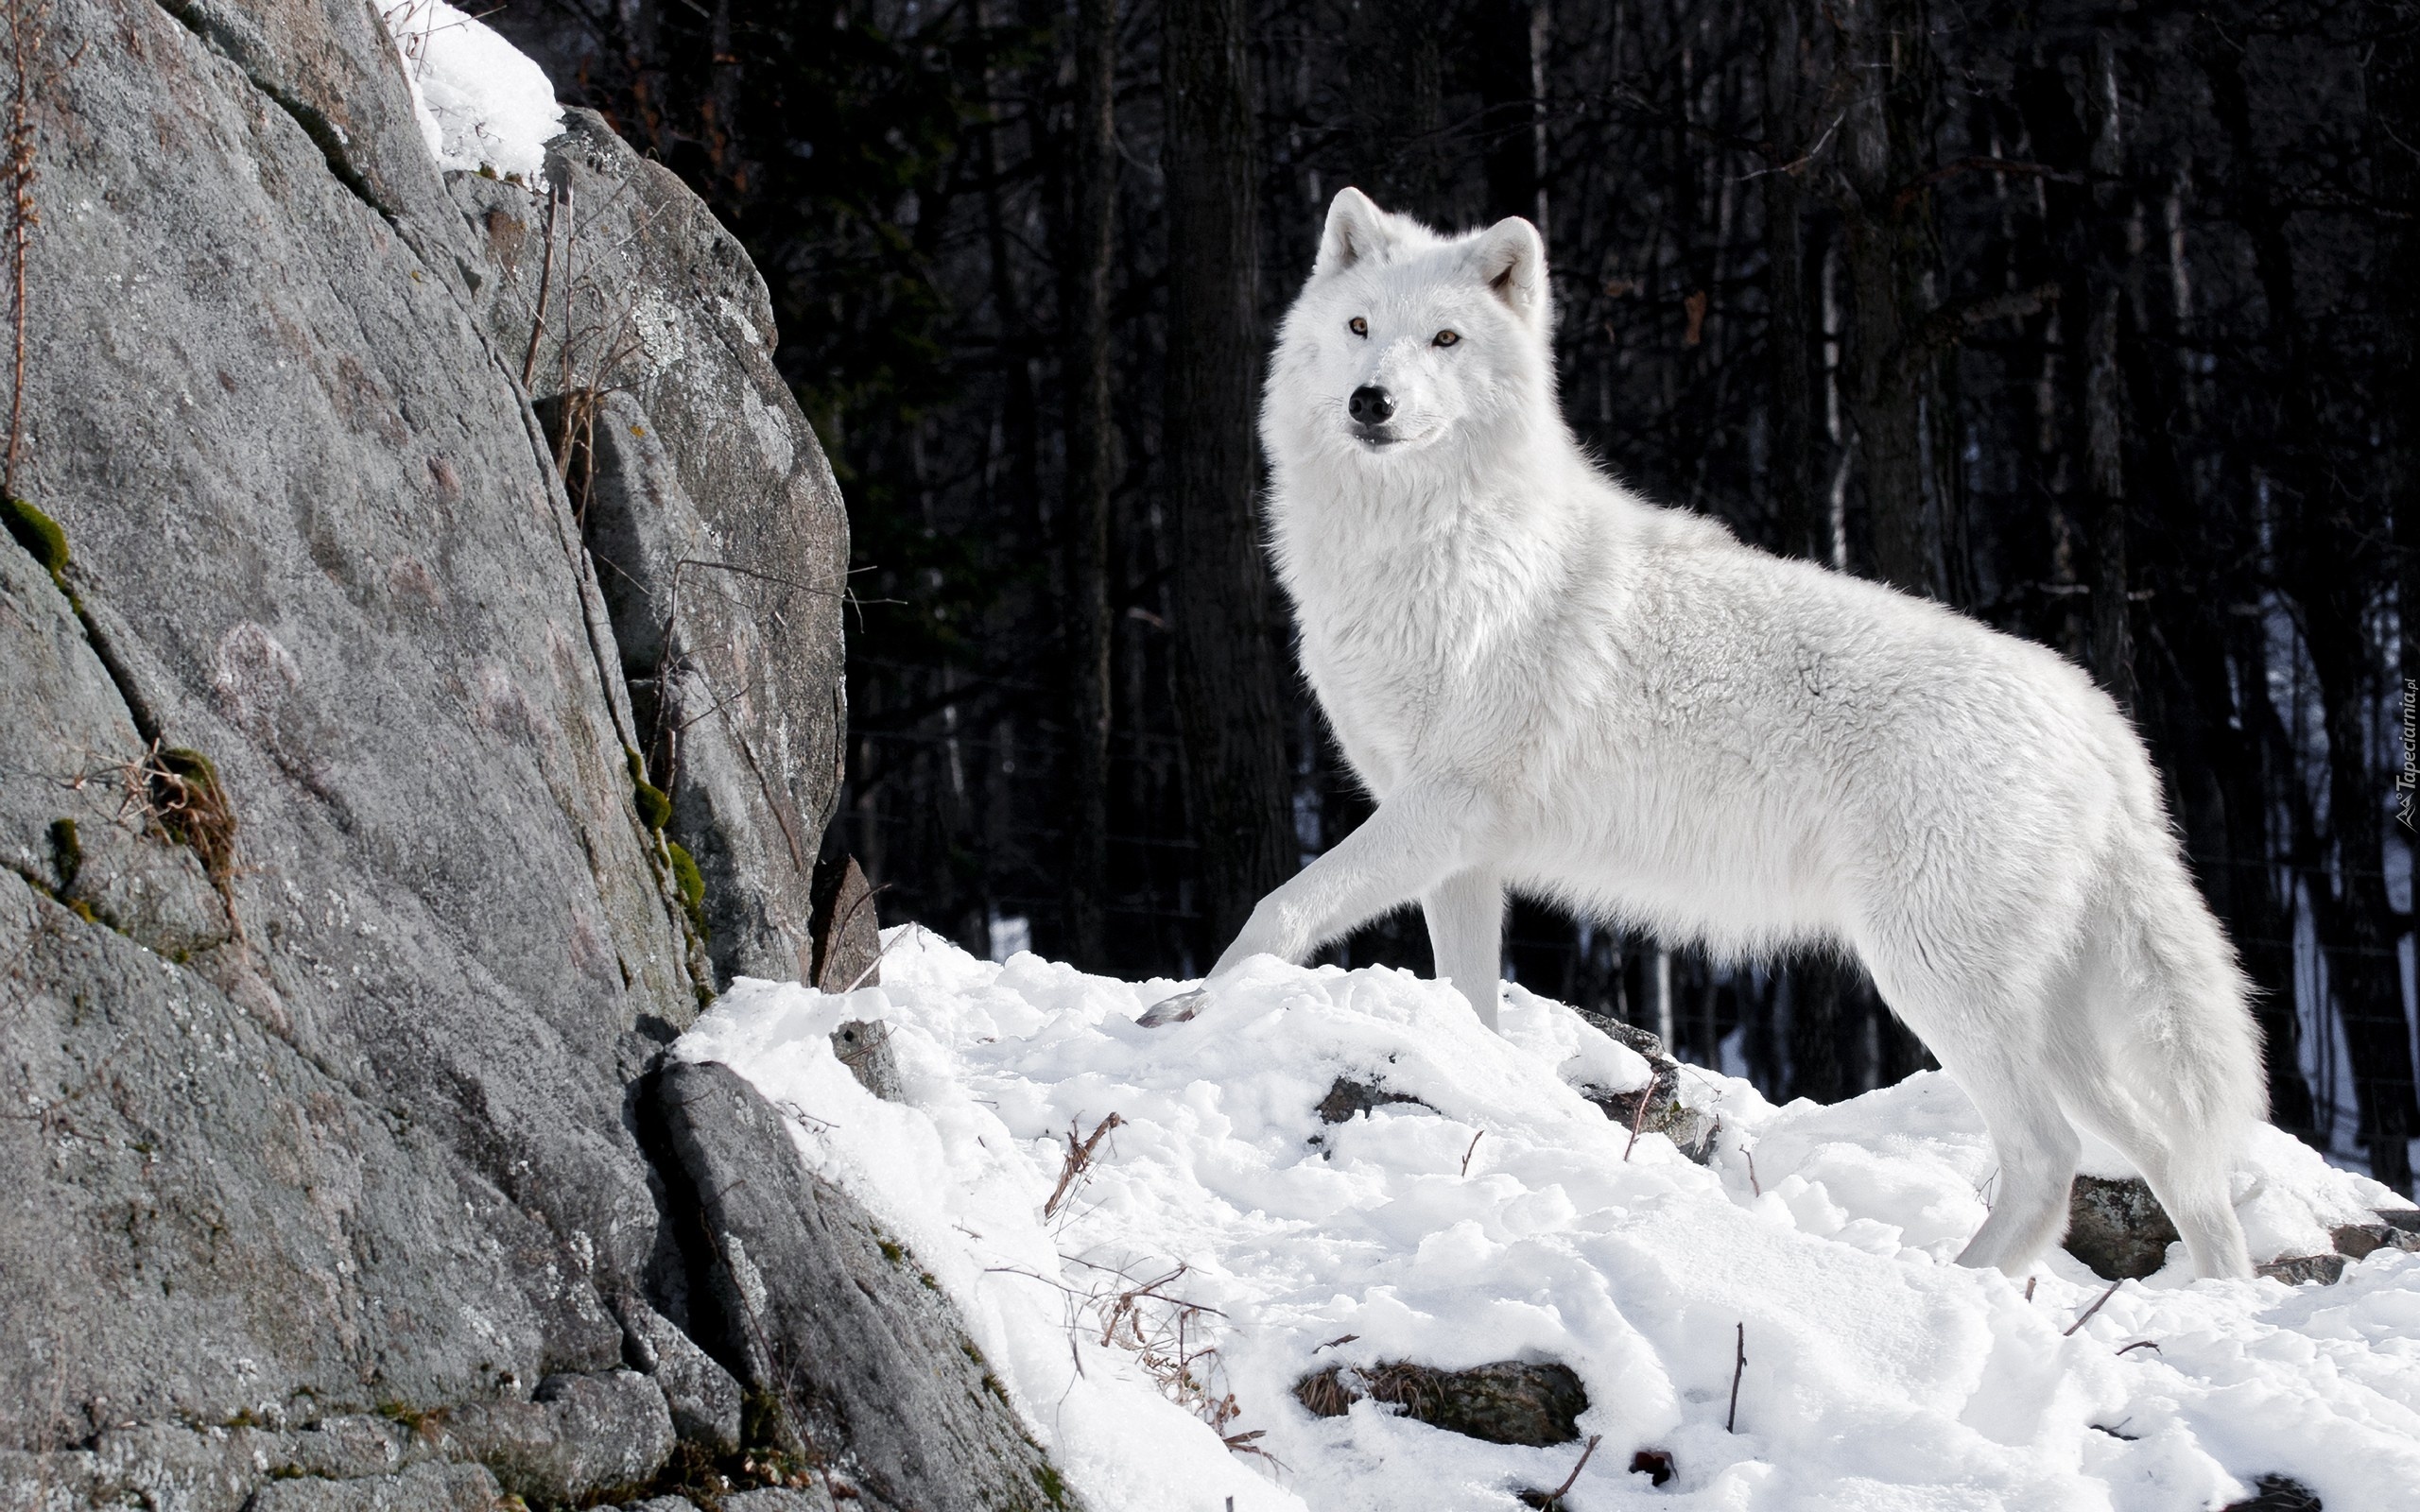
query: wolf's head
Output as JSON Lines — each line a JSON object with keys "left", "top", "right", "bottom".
{"left": 1265, "top": 188, "right": 1554, "bottom": 472}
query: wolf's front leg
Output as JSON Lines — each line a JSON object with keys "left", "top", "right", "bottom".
{"left": 1423, "top": 868, "right": 1505, "bottom": 1031}
{"left": 1209, "top": 784, "right": 1488, "bottom": 977}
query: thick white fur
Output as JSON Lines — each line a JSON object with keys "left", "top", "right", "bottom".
{"left": 1217, "top": 187, "right": 2266, "bottom": 1280}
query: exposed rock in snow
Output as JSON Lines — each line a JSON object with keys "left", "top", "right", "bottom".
{"left": 1294, "top": 1359, "right": 1591, "bottom": 1447}
{"left": 1314, "top": 1073, "right": 1431, "bottom": 1124}
{"left": 2221, "top": 1474, "right": 2325, "bottom": 1511}
{"left": 1573, "top": 1006, "right": 1720, "bottom": 1161}
{"left": 2066, "top": 1174, "right": 2182, "bottom": 1279}
{"left": 2333, "top": 1210, "right": 2420, "bottom": 1260}
{"left": 2256, "top": 1252, "right": 2348, "bottom": 1286}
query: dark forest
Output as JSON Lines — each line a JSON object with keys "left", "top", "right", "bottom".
{"left": 491, "top": 0, "right": 2420, "bottom": 1194}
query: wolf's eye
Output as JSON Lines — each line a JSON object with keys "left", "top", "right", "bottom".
{"left": 1434, "top": 330, "right": 1461, "bottom": 348}
{"left": 1349, "top": 317, "right": 1368, "bottom": 336}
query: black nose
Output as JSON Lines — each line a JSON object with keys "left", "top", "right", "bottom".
{"left": 1349, "top": 386, "right": 1396, "bottom": 425}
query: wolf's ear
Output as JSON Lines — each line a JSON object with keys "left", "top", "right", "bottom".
{"left": 1316, "top": 187, "right": 1395, "bottom": 278}
{"left": 1472, "top": 216, "right": 1547, "bottom": 322}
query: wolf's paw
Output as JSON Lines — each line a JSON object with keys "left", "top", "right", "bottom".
{"left": 1136, "top": 988, "right": 1211, "bottom": 1028}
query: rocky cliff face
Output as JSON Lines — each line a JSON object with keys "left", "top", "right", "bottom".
{"left": 0, "top": 4, "right": 1065, "bottom": 1508}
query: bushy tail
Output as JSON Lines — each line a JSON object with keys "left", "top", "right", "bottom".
{"left": 2099, "top": 837, "right": 2268, "bottom": 1143}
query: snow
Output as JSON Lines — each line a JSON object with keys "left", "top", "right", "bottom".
{"left": 673, "top": 930, "right": 2420, "bottom": 1512}
{"left": 378, "top": 1, "right": 562, "bottom": 184}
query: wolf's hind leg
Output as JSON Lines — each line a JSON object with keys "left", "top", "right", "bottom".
{"left": 1423, "top": 868, "right": 1504, "bottom": 1031}
{"left": 2062, "top": 1074, "right": 2254, "bottom": 1280}
{"left": 1948, "top": 1056, "right": 2083, "bottom": 1276}
{"left": 1862, "top": 919, "right": 2080, "bottom": 1274}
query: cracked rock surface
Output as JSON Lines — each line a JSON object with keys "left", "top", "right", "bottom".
{"left": 0, "top": 3, "right": 1067, "bottom": 1507}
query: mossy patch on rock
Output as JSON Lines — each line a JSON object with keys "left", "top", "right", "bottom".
{"left": 47, "top": 817, "right": 81, "bottom": 891}
{"left": 666, "top": 840, "right": 707, "bottom": 939}
{"left": 626, "top": 747, "right": 672, "bottom": 831}
{"left": 3, "top": 493, "right": 69, "bottom": 591}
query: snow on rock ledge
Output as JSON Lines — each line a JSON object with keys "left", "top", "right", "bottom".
{"left": 675, "top": 930, "right": 2420, "bottom": 1512}
{"left": 380, "top": 0, "right": 562, "bottom": 182}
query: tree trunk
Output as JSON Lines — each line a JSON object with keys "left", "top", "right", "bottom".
{"left": 2381, "top": 0, "right": 2420, "bottom": 1190}
{"left": 2305, "top": 602, "right": 2416, "bottom": 1196}
{"left": 1062, "top": 0, "right": 1118, "bottom": 970}
{"left": 2375, "top": 0, "right": 2420, "bottom": 954}
{"left": 1346, "top": 0, "right": 1443, "bottom": 214}
{"left": 1835, "top": 0, "right": 1948, "bottom": 600}
{"left": 2205, "top": 22, "right": 2416, "bottom": 1194}
{"left": 1476, "top": 0, "right": 1549, "bottom": 228}
{"left": 1788, "top": 955, "right": 1848, "bottom": 1104}
{"left": 1762, "top": 0, "right": 1822, "bottom": 563}
{"left": 2083, "top": 33, "right": 2136, "bottom": 710}
{"left": 1163, "top": 0, "right": 1293, "bottom": 960}
{"left": 1763, "top": 0, "right": 1851, "bottom": 1095}
{"left": 2204, "top": 611, "right": 2320, "bottom": 1138}
{"left": 2377, "top": 0, "right": 2420, "bottom": 1175}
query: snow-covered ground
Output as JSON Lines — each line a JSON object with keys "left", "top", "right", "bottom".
{"left": 379, "top": 0, "right": 562, "bottom": 183}
{"left": 675, "top": 930, "right": 2420, "bottom": 1512}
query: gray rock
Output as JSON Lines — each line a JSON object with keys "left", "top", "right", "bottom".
{"left": 811, "top": 859, "right": 902, "bottom": 1099}
{"left": 2328, "top": 1222, "right": 2398, "bottom": 1261}
{"left": 646, "top": 1061, "right": 1081, "bottom": 1512}
{"left": 2219, "top": 1473, "right": 2324, "bottom": 1511}
{"left": 277, "top": 1418, "right": 420, "bottom": 1482}
{"left": 451, "top": 114, "right": 849, "bottom": 993}
{"left": 1294, "top": 1359, "right": 1590, "bottom": 1447}
{"left": 9, "top": 0, "right": 707, "bottom": 1446}
{"left": 2336, "top": 1206, "right": 2420, "bottom": 1262}
{"left": 1, "top": 1423, "right": 470, "bottom": 1512}
{"left": 2064, "top": 1175, "right": 2181, "bottom": 1280}
{"left": 829, "top": 1019, "right": 905, "bottom": 1104}
{"left": 1579, "top": 1010, "right": 1672, "bottom": 1064}
{"left": 5, "top": 0, "right": 841, "bottom": 1500}
{"left": 83, "top": 1420, "right": 285, "bottom": 1512}
{"left": 0, "top": 524, "right": 233, "bottom": 966}
{"left": 1574, "top": 1011, "right": 1718, "bottom": 1162}
{"left": 614, "top": 1294, "right": 744, "bottom": 1453}
{"left": 246, "top": 1462, "right": 505, "bottom": 1512}
{"left": 0, "top": 1448, "right": 100, "bottom": 1512}
{"left": 721, "top": 1489, "right": 838, "bottom": 1512}
{"left": 1, "top": 2, "right": 1073, "bottom": 1509}
{"left": 809, "top": 855, "right": 884, "bottom": 992}
{"left": 2256, "top": 1253, "right": 2349, "bottom": 1286}
{"left": 0, "top": 868, "right": 597, "bottom": 1445}
{"left": 439, "top": 1369, "right": 675, "bottom": 1505}
{"left": 151, "top": 0, "right": 474, "bottom": 254}
{"left": 1314, "top": 1075, "right": 1430, "bottom": 1125}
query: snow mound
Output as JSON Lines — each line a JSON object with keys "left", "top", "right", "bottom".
{"left": 674, "top": 930, "right": 2420, "bottom": 1512}
{"left": 379, "top": 1, "right": 562, "bottom": 184}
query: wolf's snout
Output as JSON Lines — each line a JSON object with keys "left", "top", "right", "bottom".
{"left": 1348, "top": 386, "right": 1396, "bottom": 425}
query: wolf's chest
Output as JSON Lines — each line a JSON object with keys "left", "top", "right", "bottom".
{"left": 1295, "top": 581, "right": 1533, "bottom": 767}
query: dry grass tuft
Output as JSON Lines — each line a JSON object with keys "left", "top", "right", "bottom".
{"left": 109, "top": 740, "right": 241, "bottom": 931}
{"left": 1042, "top": 1111, "right": 1124, "bottom": 1220}
{"left": 1074, "top": 1256, "right": 1266, "bottom": 1460}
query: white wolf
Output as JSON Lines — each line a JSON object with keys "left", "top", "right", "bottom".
{"left": 1188, "top": 187, "right": 2267, "bottom": 1280}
